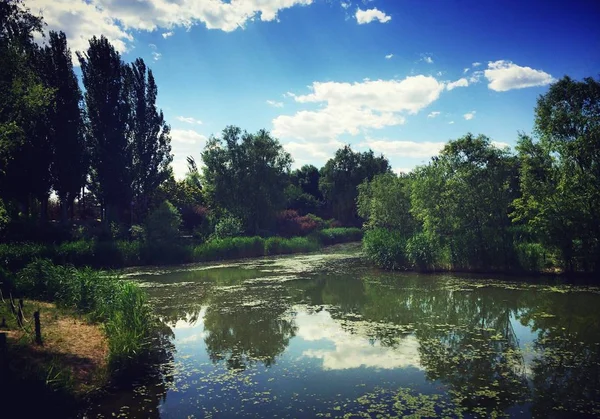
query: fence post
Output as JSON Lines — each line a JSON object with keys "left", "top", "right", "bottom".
{"left": 34, "top": 311, "right": 42, "bottom": 346}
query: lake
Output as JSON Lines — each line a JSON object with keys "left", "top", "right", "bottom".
{"left": 85, "top": 243, "right": 600, "bottom": 418}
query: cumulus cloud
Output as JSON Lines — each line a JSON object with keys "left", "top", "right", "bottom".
{"left": 266, "top": 100, "right": 284, "bottom": 108}
{"left": 283, "top": 139, "right": 344, "bottom": 167}
{"left": 463, "top": 111, "right": 476, "bottom": 120}
{"left": 484, "top": 60, "right": 555, "bottom": 92}
{"left": 28, "top": 0, "right": 315, "bottom": 59}
{"left": 385, "top": 53, "right": 393, "bottom": 59}
{"left": 393, "top": 167, "right": 412, "bottom": 175}
{"left": 446, "top": 78, "right": 469, "bottom": 91}
{"left": 360, "top": 138, "right": 446, "bottom": 158}
{"left": 421, "top": 53, "right": 434, "bottom": 64}
{"left": 472, "top": 62, "right": 481, "bottom": 67}
{"left": 427, "top": 111, "right": 440, "bottom": 118}
{"left": 176, "top": 116, "right": 203, "bottom": 125}
{"left": 272, "top": 75, "right": 446, "bottom": 140}
{"left": 355, "top": 8, "right": 391, "bottom": 24}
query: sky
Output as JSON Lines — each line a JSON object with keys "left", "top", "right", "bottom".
{"left": 26, "top": 0, "right": 600, "bottom": 178}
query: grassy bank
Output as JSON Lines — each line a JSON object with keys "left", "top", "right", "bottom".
{"left": 0, "top": 260, "right": 157, "bottom": 416}
{"left": 0, "top": 228, "right": 363, "bottom": 270}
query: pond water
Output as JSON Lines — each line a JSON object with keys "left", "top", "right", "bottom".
{"left": 86, "top": 243, "right": 600, "bottom": 418}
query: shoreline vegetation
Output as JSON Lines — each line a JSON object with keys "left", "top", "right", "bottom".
{"left": 0, "top": 228, "right": 361, "bottom": 417}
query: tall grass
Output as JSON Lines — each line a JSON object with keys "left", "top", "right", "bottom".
{"left": 14, "top": 259, "right": 153, "bottom": 373}
{"left": 1, "top": 227, "right": 362, "bottom": 269}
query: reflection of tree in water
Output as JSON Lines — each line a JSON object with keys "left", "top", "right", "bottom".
{"left": 519, "top": 291, "right": 600, "bottom": 417}
{"left": 203, "top": 284, "right": 297, "bottom": 371}
{"left": 294, "top": 274, "right": 531, "bottom": 416}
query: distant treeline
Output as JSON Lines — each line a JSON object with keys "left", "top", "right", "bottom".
{"left": 359, "top": 75, "right": 600, "bottom": 274}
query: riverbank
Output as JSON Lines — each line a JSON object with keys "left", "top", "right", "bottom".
{"left": 0, "top": 298, "right": 108, "bottom": 417}
{"left": 0, "top": 228, "right": 363, "bottom": 271}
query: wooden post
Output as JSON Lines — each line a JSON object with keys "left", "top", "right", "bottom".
{"left": 34, "top": 311, "right": 42, "bottom": 346}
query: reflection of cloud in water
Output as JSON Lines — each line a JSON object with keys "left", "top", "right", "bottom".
{"left": 296, "top": 310, "right": 422, "bottom": 370}
{"left": 178, "top": 331, "right": 208, "bottom": 344}
{"left": 171, "top": 307, "right": 207, "bottom": 329}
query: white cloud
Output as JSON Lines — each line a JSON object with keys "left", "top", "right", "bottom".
{"left": 463, "top": 67, "right": 469, "bottom": 74}
{"left": 421, "top": 54, "right": 434, "bottom": 64}
{"left": 449, "top": 121, "right": 455, "bottom": 124}
{"left": 361, "top": 138, "right": 447, "bottom": 158}
{"left": 283, "top": 139, "right": 344, "bottom": 168}
{"left": 171, "top": 128, "right": 207, "bottom": 144}
{"left": 492, "top": 141, "right": 511, "bottom": 150}
{"left": 355, "top": 8, "right": 391, "bottom": 24}
{"left": 272, "top": 75, "right": 446, "bottom": 140}
{"left": 472, "top": 62, "right": 481, "bottom": 67}
{"left": 148, "top": 43, "right": 157, "bottom": 49}
{"left": 340, "top": 2, "right": 351, "bottom": 9}
{"left": 470, "top": 71, "right": 484, "bottom": 84}
{"left": 176, "top": 116, "right": 203, "bottom": 125}
{"left": 463, "top": 111, "right": 476, "bottom": 120}
{"left": 385, "top": 53, "right": 394, "bottom": 59}
{"left": 151, "top": 51, "right": 161, "bottom": 61}
{"left": 427, "top": 111, "right": 440, "bottom": 118}
{"left": 484, "top": 60, "right": 555, "bottom": 92}
{"left": 266, "top": 100, "right": 284, "bottom": 108}
{"left": 28, "top": 0, "right": 315, "bottom": 60}
{"left": 446, "top": 77, "right": 469, "bottom": 91}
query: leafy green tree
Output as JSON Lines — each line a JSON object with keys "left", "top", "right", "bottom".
{"left": 202, "top": 126, "right": 292, "bottom": 234}
{"left": 411, "top": 134, "right": 519, "bottom": 270}
{"left": 357, "top": 172, "right": 415, "bottom": 235}
{"left": 144, "top": 200, "right": 181, "bottom": 243}
{"left": 319, "top": 146, "right": 390, "bottom": 225}
{"left": 128, "top": 58, "right": 172, "bottom": 220}
{"left": 286, "top": 164, "right": 323, "bottom": 215}
{"left": 512, "top": 76, "right": 600, "bottom": 272}
{"left": 0, "top": 0, "right": 54, "bottom": 219}
{"left": 78, "top": 36, "right": 132, "bottom": 223}
{"left": 40, "top": 31, "right": 86, "bottom": 223}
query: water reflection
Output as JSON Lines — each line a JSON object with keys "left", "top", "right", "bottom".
{"left": 90, "top": 249, "right": 600, "bottom": 418}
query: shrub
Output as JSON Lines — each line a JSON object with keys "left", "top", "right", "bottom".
{"left": 514, "top": 242, "right": 550, "bottom": 272}
{"left": 213, "top": 214, "right": 243, "bottom": 239}
{"left": 275, "top": 210, "right": 320, "bottom": 237}
{"left": 313, "top": 227, "right": 363, "bottom": 246}
{"left": 406, "top": 232, "right": 439, "bottom": 271}
{"left": 363, "top": 228, "right": 409, "bottom": 270}
{"left": 144, "top": 201, "right": 182, "bottom": 244}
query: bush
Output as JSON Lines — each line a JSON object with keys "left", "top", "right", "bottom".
{"left": 275, "top": 210, "right": 320, "bottom": 237}
{"left": 213, "top": 214, "right": 244, "bottom": 239}
{"left": 363, "top": 228, "right": 410, "bottom": 270}
{"left": 406, "top": 232, "right": 439, "bottom": 271}
{"left": 515, "top": 242, "right": 550, "bottom": 272}
{"left": 313, "top": 227, "right": 363, "bottom": 246}
{"left": 144, "top": 201, "right": 182, "bottom": 244}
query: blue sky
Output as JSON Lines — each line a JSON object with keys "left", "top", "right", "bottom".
{"left": 28, "top": 0, "right": 600, "bottom": 177}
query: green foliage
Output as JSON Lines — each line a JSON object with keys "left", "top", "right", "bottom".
{"left": 202, "top": 126, "right": 292, "bottom": 234}
{"left": 514, "top": 242, "right": 552, "bottom": 273}
{"left": 319, "top": 146, "right": 390, "bottom": 225}
{"left": 144, "top": 200, "right": 181, "bottom": 243}
{"left": 406, "top": 232, "right": 443, "bottom": 271}
{"left": 411, "top": 133, "right": 519, "bottom": 270}
{"left": 213, "top": 214, "right": 243, "bottom": 239}
{"left": 264, "top": 236, "right": 319, "bottom": 255}
{"left": 512, "top": 76, "right": 600, "bottom": 272}
{"left": 193, "top": 236, "right": 265, "bottom": 261}
{"left": 363, "top": 228, "right": 410, "bottom": 270}
{"left": 357, "top": 172, "right": 415, "bottom": 235}
{"left": 312, "top": 227, "right": 363, "bottom": 245}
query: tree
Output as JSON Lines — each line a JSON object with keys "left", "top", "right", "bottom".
{"left": 286, "top": 164, "right": 324, "bottom": 215}
{"left": 411, "top": 134, "right": 519, "bottom": 270}
{"left": 128, "top": 58, "right": 172, "bottom": 220}
{"left": 0, "top": 0, "right": 54, "bottom": 220}
{"left": 78, "top": 36, "right": 132, "bottom": 223}
{"left": 144, "top": 200, "right": 181, "bottom": 243}
{"left": 40, "top": 31, "right": 86, "bottom": 223}
{"left": 512, "top": 76, "right": 600, "bottom": 272}
{"left": 319, "top": 146, "right": 390, "bottom": 225}
{"left": 202, "top": 126, "right": 292, "bottom": 234}
{"left": 357, "top": 172, "right": 415, "bottom": 235}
